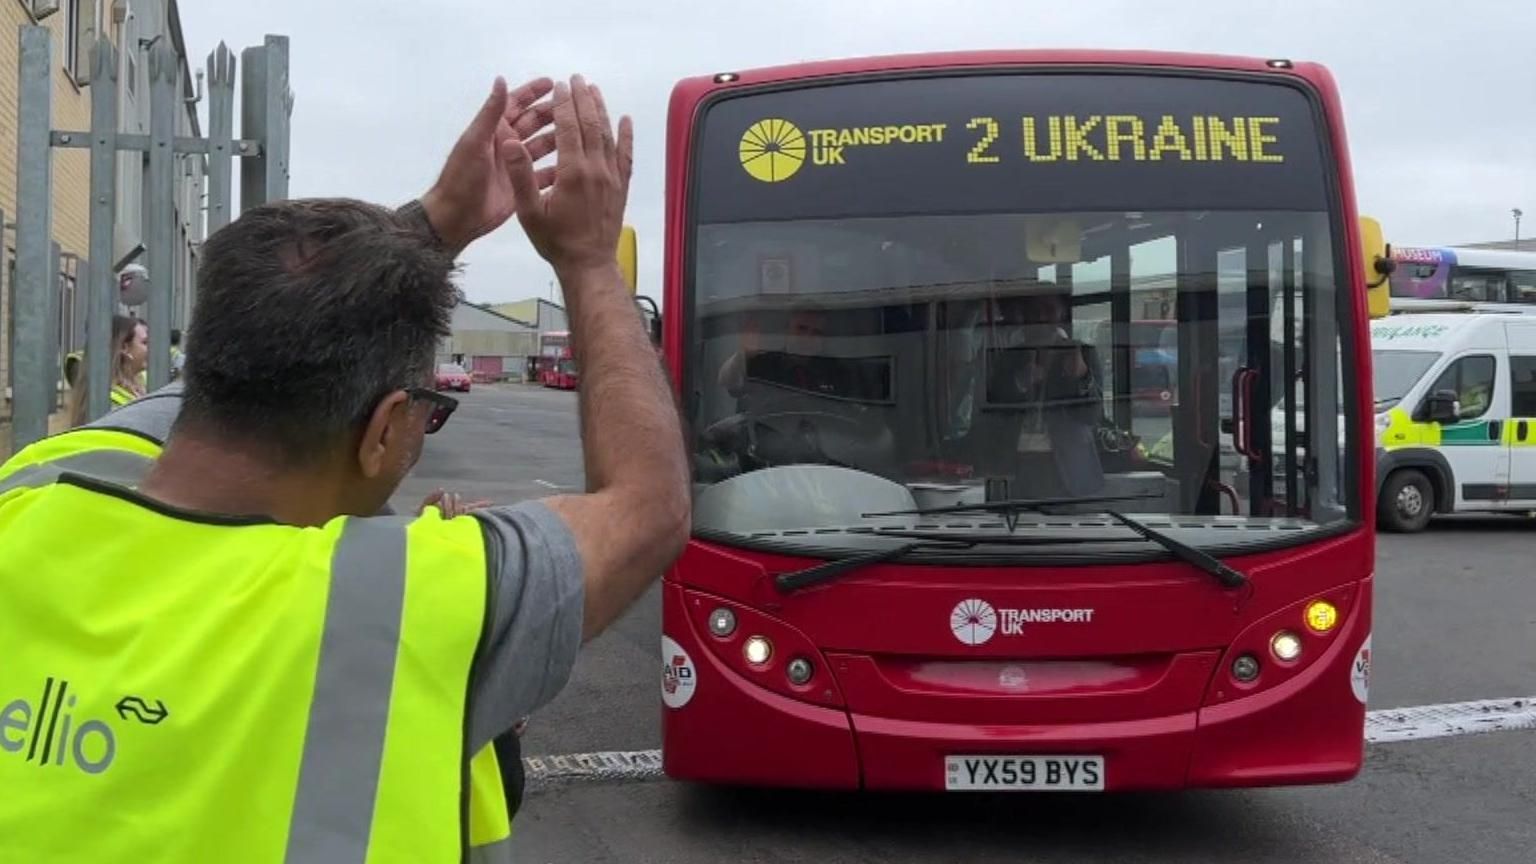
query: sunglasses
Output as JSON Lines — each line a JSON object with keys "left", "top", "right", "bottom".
{"left": 407, "top": 387, "right": 458, "bottom": 434}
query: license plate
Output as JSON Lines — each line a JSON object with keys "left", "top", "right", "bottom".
{"left": 944, "top": 755, "right": 1105, "bottom": 791}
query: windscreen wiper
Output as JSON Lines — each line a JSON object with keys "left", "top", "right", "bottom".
{"left": 1102, "top": 510, "right": 1247, "bottom": 589}
{"left": 862, "top": 493, "right": 1164, "bottom": 532}
{"left": 775, "top": 533, "right": 1142, "bottom": 593}
{"left": 775, "top": 541, "right": 966, "bottom": 592}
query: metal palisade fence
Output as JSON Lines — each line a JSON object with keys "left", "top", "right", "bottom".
{"left": 6, "top": 25, "right": 293, "bottom": 451}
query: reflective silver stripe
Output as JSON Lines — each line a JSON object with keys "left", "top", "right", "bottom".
{"left": 0, "top": 448, "right": 154, "bottom": 494}
{"left": 284, "top": 517, "right": 409, "bottom": 864}
{"left": 468, "top": 836, "right": 515, "bottom": 864}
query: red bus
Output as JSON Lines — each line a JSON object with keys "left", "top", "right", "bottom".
{"left": 538, "top": 330, "right": 578, "bottom": 390}
{"left": 657, "top": 51, "right": 1376, "bottom": 792}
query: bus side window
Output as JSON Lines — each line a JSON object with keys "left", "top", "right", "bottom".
{"left": 1449, "top": 270, "right": 1511, "bottom": 303}
{"left": 1511, "top": 271, "right": 1536, "bottom": 303}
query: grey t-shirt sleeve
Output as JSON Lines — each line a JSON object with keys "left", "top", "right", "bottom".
{"left": 85, "top": 380, "right": 184, "bottom": 444}
{"left": 466, "top": 499, "right": 586, "bottom": 752}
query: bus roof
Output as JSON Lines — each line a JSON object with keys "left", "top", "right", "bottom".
{"left": 676, "top": 50, "right": 1332, "bottom": 92}
{"left": 1387, "top": 297, "right": 1536, "bottom": 315}
{"left": 1393, "top": 245, "right": 1536, "bottom": 270}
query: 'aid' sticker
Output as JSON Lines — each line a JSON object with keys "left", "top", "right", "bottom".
{"left": 1350, "top": 634, "right": 1371, "bottom": 704}
{"left": 661, "top": 635, "right": 697, "bottom": 709}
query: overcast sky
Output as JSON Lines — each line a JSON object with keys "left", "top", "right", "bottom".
{"left": 181, "top": 0, "right": 1535, "bottom": 308}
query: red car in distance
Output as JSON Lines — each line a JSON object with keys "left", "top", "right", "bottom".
{"left": 434, "top": 362, "right": 472, "bottom": 393}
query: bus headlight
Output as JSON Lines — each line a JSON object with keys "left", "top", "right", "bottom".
{"left": 1271, "top": 631, "right": 1303, "bottom": 662}
{"left": 708, "top": 607, "right": 737, "bottom": 637}
{"left": 1305, "top": 601, "right": 1339, "bottom": 633}
{"left": 786, "top": 657, "right": 814, "bottom": 685}
{"left": 1232, "top": 654, "right": 1261, "bottom": 682}
{"left": 1205, "top": 587, "right": 1357, "bottom": 708}
{"left": 744, "top": 636, "right": 773, "bottom": 666}
{"left": 683, "top": 589, "right": 844, "bottom": 710}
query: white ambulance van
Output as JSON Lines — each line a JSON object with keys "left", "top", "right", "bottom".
{"left": 1372, "top": 306, "right": 1536, "bottom": 531}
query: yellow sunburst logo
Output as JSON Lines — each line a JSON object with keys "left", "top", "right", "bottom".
{"left": 738, "top": 119, "right": 806, "bottom": 183}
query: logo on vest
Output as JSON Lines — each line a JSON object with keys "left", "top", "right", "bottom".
{"left": 0, "top": 677, "right": 168, "bottom": 774}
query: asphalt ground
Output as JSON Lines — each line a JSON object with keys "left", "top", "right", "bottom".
{"left": 397, "top": 384, "right": 1536, "bottom": 864}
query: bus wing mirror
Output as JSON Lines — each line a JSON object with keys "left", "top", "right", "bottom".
{"left": 635, "top": 295, "right": 662, "bottom": 346}
{"left": 1425, "top": 389, "right": 1460, "bottom": 425}
{"left": 618, "top": 225, "right": 637, "bottom": 294}
{"left": 1360, "top": 216, "right": 1393, "bottom": 319}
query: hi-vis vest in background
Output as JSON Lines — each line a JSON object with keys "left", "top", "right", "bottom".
{"left": 0, "top": 438, "right": 510, "bottom": 863}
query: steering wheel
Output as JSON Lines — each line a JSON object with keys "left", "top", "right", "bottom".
{"left": 1095, "top": 423, "right": 1140, "bottom": 454}
{"left": 702, "top": 408, "right": 871, "bottom": 470}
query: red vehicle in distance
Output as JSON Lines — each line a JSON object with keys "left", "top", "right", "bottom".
{"left": 655, "top": 50, "right": 1378, "bottom": 794}
{"left": 537, "top": 331, "right": 578, "bottom": 390}
{"left": 434, "top": 361, "right": 471, "bottom": 393}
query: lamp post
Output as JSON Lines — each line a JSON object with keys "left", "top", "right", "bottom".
{"left": 1515, "top": 208, "right": 1524, "bottom": 246}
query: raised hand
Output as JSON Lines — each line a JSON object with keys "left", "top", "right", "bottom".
{"left": 422, "top": 76, "right": 560, "bottom": 255}
{"left": 503, "top": 75, "right": 633, "bottom": 278}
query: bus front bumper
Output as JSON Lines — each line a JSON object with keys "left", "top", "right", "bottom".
{"left": 660, "top": 580, "right": 1370, "bottom": 792}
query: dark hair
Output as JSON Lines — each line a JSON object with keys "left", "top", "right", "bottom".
{"left": 179, "top": 198, "right": 459, "bottom": 463}
{"left": 170, "top": 329, "right": 182, "bottom": 346}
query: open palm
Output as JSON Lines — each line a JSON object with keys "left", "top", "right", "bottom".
{"left": 423, "top": 76, "right": 559, "bottom": 255}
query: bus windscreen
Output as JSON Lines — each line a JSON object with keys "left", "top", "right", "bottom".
{"left": 685, "top": 69, "right": 1352, "bottom": 550}
{"left": 695, "top": 72, "right": 1329, "bottom": 223}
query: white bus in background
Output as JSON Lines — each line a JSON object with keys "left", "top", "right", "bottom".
{"left": 1389, "top": 246, "right": 1536, "bottom": 305}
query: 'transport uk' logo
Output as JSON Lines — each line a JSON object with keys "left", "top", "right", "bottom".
{"left": 738, "top": 118, "right": 806, "bottom": 183}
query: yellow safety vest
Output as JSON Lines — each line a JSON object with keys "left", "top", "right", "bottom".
{"left": 0, "top": 427, "right": 162, "bottom": 484}
{"left": 469, "top": 745, "right": 514, "bottom": 862}
{"left": 111, "top": 383, "right": 137, "bottom": 407}
{"left": 0, "top": 442, "right": 511, "bottom": 862}
{"left": 0, "top": 429, "right": 520, "bottom": 856}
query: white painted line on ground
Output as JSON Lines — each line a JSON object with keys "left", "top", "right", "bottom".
{"left": 1364, "top": 695, "right": 1536, "bottom": 744}
{"left": 533, "top": 479, "right": 563, "bottom": 490}
{"left": 520, "top": 695, "right": 1536, "bottom": 792}
{"left": 523, "top": 750, "right": 663, "bottom": 790}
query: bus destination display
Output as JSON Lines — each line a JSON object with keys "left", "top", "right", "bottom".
{"left": 696, "top": 72, "right": 1329, "bottom": 222}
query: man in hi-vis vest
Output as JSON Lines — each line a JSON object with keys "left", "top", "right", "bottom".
{"left": 0, "top": 74, "right": 689, "bottom": 864}
{"left": 0, "top": 380, "right": 532, "bottom": 862}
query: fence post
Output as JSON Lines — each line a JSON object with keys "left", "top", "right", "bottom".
{"left": 47, "top": 240, "right": 61, "bottom": 415}
{"left": 270, "top": 36, "right": 293, "bottom": 202}
{"left": 240, "top": 35, "right": 292, "bottom": 212}
{"left": 12, "top": 26, "right": 55, "bottom": 449}
{"left": 145, "top": 39, "right": 178, "bottom": 390}
{"left": 70, "top": 256, "right": 88, "bottom": 350}
{"left": 206, "top": 43, "right": 235, "bottom": 235}
{"left": 85, "top": 35, "right": 119, "bottom": 422}
{"left": 238, "top": 43, "right": 265, "bottom": 212}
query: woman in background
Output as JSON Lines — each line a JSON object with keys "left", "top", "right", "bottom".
{"left": 66, "top": 315, "right": 148, "bottom": 427}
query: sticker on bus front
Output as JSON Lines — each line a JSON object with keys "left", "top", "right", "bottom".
{"left": 1351, "top": 634, "right": 1372, "bottom": 704}
{"left": 661, "top": 635, "right": 698, "bottom": 709}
